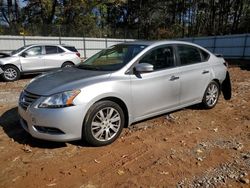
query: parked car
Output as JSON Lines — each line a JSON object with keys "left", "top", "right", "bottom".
{"left": 18, "top": 41, "right": 231, "bottom": 146}
{"left": 0, "top": 44, "right": 81, "bottom": 81}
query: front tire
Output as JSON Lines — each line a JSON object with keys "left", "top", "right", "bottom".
{"left": 202, "top": 81, "right": 220, "bottom": 109}
{"left": 83, "top": 101, "right": 125, "bottom": 146}
{"left": 2, "top": 65, "right": 20, "bottom": 81}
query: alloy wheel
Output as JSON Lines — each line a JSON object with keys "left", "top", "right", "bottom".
{"left": 91, "top": 107, "right": 121, "bottom": 142}
{"left": 4, "top": 68, "right": 18, "bottom": 80}
{"left": 205, "top": 83, "right": 219, "bottom": 107}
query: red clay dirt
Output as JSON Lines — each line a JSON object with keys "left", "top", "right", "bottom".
{"left": 0, "top": 66, "right": 249, "bottom": 188}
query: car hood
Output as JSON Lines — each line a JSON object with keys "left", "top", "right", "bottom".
{"left": 25, "top": 67, "right": 112, "bottom": 96}
{"left": 0, "top": 56, "right": 19, "bottom": 64}
{"left": 0, "top": 52, "right": 11, "bottom": 58}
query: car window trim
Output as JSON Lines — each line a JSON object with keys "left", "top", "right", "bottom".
{"left": 126, "top": 44, "right": 177, "bottom": 74}
{"left": 175, "top": 44, "right": 210, "bottom": 67}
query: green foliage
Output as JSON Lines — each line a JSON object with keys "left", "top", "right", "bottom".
{"left": 0, "top": 0, "right": 250, "bottom": 38}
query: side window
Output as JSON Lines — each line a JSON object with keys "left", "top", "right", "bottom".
{"left": 177, "top": 45, "right": 202, "bottom": 65}
{"left": 45, "top": 46, "right": 58, "bottom": 54}
{"left": 24, "top": 46, "right": 42, "bottom": 56}
{"left": 139, "top": 46, "right": 175, "bottom": 71}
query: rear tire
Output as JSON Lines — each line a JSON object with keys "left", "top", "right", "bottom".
{"left": 1, "top": 65, "right": 20, "bottom": 81}
{"left": 82, "top": 100, "right": 125, "bottom": 146}
{"left": 202, "top": 81, "right": 220, "bottom": 109}
{"left": 61, "top": 62, "right": 74, "bottom": 68}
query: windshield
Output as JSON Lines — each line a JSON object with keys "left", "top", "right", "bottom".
{"left": 77, "top": 44, "right": 147, "bottom": 71}
{"left": 11, "top": 45, "right": 31, "bottom": 55}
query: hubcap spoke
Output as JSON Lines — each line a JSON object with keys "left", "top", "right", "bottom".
{"left": 107, "top": 108, "right": 114, "bottom": 119}
{"left": 105, "top": 130, "right": 110, "bottom": 140}
{"left": 110, "top": 125, "right": 119, "bottom": 132}
{"left": 92, "top": 122, "right": 102, "bottom": 130}
{"left": 95, "top": 128, "right": 104, "bottom": 139}
{"left": 110, "top": 114, "right": 120, "bottom": 123}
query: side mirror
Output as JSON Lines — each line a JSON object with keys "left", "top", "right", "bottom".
{"left": 20, "top": 52, "right": 27, "bottom": 57}
{"left": 134, "top": 63, "right": 154, "bottom": 73}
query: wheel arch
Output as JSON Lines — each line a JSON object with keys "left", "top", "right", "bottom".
{"left": 212, "top": 78, "right": 221, "bottom": 93}
{"left": 62, "top": 61, "right": 74, "bottom": 66}
{"left": 2, "top": 63, "right": 21, "bottom": 72}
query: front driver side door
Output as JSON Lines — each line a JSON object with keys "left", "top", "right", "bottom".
{"left": 20, "top": 46, "right": 44, "bottom": 72}
{"left": 130, "top": 45, "right": 180, "bottom": 121}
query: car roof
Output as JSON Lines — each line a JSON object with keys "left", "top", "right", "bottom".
{"left": 121, "top": 40, "right": 211, "bottom": 54}
{"left": 122, "top": 40, "right": 199, "bottom": 46}
{"left": 25, "top": 44, "right": 74, "bottom": 47}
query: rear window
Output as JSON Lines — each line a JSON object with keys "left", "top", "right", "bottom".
{"left": 63, "top": 46, "right": 78, "bottom": 52}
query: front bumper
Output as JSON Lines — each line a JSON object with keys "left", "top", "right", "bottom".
{"left": 18, "top": 101, "right": 87, "bottom": 142}
{"left": 0, "top": 67, "right": 3, "bottom": 74}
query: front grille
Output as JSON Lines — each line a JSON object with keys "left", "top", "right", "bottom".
{"left": 19, "top": 91, "right": 40, "bottom": 110}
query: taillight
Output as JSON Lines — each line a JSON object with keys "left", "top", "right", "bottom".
{"left": 223, "top": 61, "right": 229, "bottom": 68}
{"left": 76, "top": 52, "right": 80, "bottom": 58}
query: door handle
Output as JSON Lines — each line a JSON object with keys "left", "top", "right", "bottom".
{"left": 170, "top": 76, "right": 179, "bottom": 81}
{"left": 202, "top": 70, "right": 209, "bottom": 74}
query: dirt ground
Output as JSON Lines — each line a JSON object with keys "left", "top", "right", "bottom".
{"left": 0, "top": 65, "right": 249, "bottom": 188}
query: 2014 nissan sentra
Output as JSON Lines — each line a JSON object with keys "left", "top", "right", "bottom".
{"left": 18, "top": 41, "right": 231, "bottom": 146}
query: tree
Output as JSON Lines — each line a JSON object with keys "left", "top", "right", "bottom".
{"left": 0, "top": 0, "right": 249, "bottom": 38}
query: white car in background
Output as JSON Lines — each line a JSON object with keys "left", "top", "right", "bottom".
{"left": 0, "top": 44, "right": 81, "bottom": 81}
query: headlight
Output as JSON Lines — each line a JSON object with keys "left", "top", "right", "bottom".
{"left": 39, "top": 90, "right": 81, "bottom": 108}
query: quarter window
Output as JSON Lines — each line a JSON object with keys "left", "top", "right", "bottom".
{"left": 58, "top": 47, "right": 65, "bottom": 53}
{"left": 24, "top": 46, "right": 42, "bottom": 56}
{"left": 200, "top": 49, "right": 210, "bottom": 61}
{"left": 177, "top": 45, "right": 202, "bottom": 65}
{"left": 139, "top": 46, "right": 175, "bottom": 70}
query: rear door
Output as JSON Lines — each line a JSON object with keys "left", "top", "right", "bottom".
{"left": 176, "top": 45, "right": 211, "bottom": 105}
{"left": 20, "top": 46, "right": 44, "bottom": 72}
{"left": 43, "top": 45, "right": 65, "bottom": 69}
{"left": 130, "top": 45, "right": 180, "bottom": 120}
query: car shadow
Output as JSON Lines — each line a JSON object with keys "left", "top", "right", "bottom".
{"left": 0, "top": 107, "right": 68, "bottom": 149}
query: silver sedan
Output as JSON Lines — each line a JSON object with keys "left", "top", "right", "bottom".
{"left": 18, "top": 41, "right": 231, "bottom": 146}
